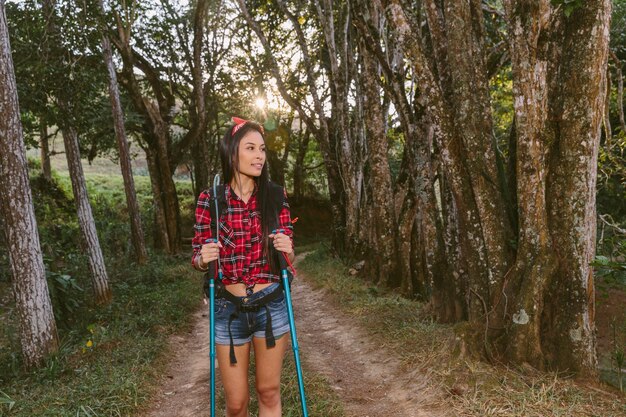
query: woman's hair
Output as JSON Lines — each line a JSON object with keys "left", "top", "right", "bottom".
{"left": 219, "top": 120, "right": 278, "bottom": 270}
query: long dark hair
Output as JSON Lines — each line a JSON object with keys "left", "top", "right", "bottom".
{"left": 219, "top": 120, "right": 279, "bottom": 271}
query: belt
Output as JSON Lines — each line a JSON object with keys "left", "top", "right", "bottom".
{"left": 215, "top": 282, "right": 284, "bottom": 364}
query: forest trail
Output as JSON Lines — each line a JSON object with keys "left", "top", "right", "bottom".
{"left": 139, "top": 254, "right": 447, "bottom": 417}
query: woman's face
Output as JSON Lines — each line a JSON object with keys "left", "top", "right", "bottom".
{"left": 236, "top": 130, "right": 266, "bottom": 178}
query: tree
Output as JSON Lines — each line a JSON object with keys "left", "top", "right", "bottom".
{"left": 503, "top": 0, "right": 611, "bottom": 376}
{"left": 0, "top": 0, "right": 59, "bottom": 367}
{"left": 108, "top": 0, "right": 236, "bottom": 251}
{"left": 43, "top": 0, "right": 111, "bottom": 304}
{"left": 375, "top": 0, "right": 611, "bottom": 375}
{"left": 97, "top": 0, "right": 147, "bottom": 265}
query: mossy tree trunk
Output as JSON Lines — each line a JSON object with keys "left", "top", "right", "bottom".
{"left": 503, "top": 0, "right": 611, "bottom": 376}
{"left": 379, "top": 0, "right": 610, "bottom": 375}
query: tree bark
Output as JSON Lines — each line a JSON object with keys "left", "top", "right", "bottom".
{"left": 42, "top": 0, "right": 111, "bottom": 304}
{"left": 542, "top": 0, "right": 611, "bottom": 376}
{"left": 190, "top": 0, "right": 211, "bottom": 197}
{"left": 314, "top": 0, "right": 365, "bottom": 255}
{"left": 98, "top": 0, "right": 147, "bottom": 265}
{"left": 502, "top": 0, "right": 611, "bottom": 375}
{"left": 609, "top": 50, "right": 626, "bottom": 134}
{"left": 292, "top": 126, "right": 310, "bottom": 203}
{"left": 61, "top": 125, "right": 112, "bottom": 305}
{"left": 112, "top": 11, "right": 182, "bottom": 253}
{"left": 145, "top": 145, "right": 171, "bottom": 253}
{"left": 359, "top": 7, "right": 397, "bottom": 286}
{"left": 39, "top": 117, "right": 52, "bottom": 182}
{"left": 0, "top": 0, "right": 59, "bottom": 367}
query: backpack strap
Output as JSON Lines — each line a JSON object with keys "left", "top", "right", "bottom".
{"left": 207, "top": 184, "right": 227, "bottom": 238}
{"left": 266, "top": 181, "right": 286, "bottom": 232}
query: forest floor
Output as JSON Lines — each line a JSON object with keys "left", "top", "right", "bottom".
{"left": 136, "top": 248, "right": 626, "bottom": 417}
{"left": 138, "top": 252, "right": 446, "bottom": 417}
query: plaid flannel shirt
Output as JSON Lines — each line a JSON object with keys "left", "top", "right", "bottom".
{"left": 191, "top": 184, "right": 293, "bottom": 289}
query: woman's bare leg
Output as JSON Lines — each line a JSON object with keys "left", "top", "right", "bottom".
{"left": 217, "top": 343, "right": 251, "bottom": 417}
{"left": 253, "top": 335, "right": 289, "bottom": 417}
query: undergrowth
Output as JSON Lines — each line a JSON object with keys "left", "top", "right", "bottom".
{"left": 298, "top": 244, "right": 626, "bottom": 417}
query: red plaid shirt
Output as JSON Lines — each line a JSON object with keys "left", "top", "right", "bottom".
{"left": 191, "top": 183, "right": 293, "bottom": 289}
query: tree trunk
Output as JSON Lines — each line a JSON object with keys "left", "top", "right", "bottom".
{"left": 542, "top": 0, "right": 611, "bottom": 376}
{"left": 144, "top": 105, "right": 181, "bottom": 253}
{"left": 609, "top": 51, "right": 626, "bottom": 134}
{"left": 503, "top": 0, "right": 611, "bottom": 375}
{"left": 112, "top": 13, "right": 182, "bottom": 254}
{"left": 360, "top": 18, "right": 397, "bottom": 286}
{"left": 191, "top": 0, "right": 210, "bottom": 198}
{"left": 437, "top": 171, "right": 468, "bottom": 322}
{"left": 292, "top": 127, "right": 310, "bottom": 203}
{"left": 145, "top": 145, "right": 171, "bottom": 252}
{"left": 315, "top": 0, "right": 365, "bottom": 256}
{"left": 42, "top": 0, "right": 111, "bottom": 304}
{"left": 39, "top": 117, "right": 52, "bottom": 182}
{"left": 98, "top": 0, "right": 147, "bottom": 264}
{"left": 62, "top": 126, "right": 112, "bottom": 305}
{"left": 0, "top": 0, "right": 59, "bottom": 367}
{"left": 191, "top": 137, "right": 211, "bottom": 196}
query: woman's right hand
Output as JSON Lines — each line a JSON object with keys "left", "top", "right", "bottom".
{"left": 200, "top": 240, "right": 223, "bottom": 267}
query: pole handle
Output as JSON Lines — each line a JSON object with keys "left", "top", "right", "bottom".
{"left": 272, "top": 228, "right": 289, "bottom": 270}
{"left": 205, "top": 238, "right": 220, "bottom": 279}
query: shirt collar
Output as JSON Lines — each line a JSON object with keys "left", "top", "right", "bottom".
{"left": 225, "top": 182, "right": 258, "bottom": 202}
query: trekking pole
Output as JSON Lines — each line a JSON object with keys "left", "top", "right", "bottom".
{"left": 273, "top": 228, "right": 308, "bottom": 417}
{"left": 206, "top": 174, "right": 222, "bottom": 417}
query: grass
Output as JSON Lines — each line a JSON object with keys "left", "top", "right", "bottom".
{"left": 297, "top": 243, "right": 626, "bottom": 417}
{"left": 208, "top": 351, "right": 345, "bottom": 417}
{"left": 0, "top": 255, "right": 203, "bottom": 416}
{"left": 0, "top": 168, "right": 344, "bottom": 417}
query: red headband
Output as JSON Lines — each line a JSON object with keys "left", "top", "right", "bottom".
{"left": 231, "top": 116, "right": 264, "bottom": 136}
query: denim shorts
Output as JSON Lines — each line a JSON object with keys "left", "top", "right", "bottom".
{"left": 213, "top": 282, "right": 291, "bottom": 345}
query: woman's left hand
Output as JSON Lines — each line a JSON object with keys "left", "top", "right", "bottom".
{"left": 269, "top": 232, "right": 293, "bottom": 254}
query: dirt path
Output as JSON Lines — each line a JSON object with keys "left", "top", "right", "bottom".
{"left": 140, "top": 255, "right": 446, "bottom": 416}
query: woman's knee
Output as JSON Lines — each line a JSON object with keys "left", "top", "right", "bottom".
{"left": 225, "top": 395, "right": 249, "bottom": 416}
{"left": 256, "top": 382, "right": 281, "bottom": 407}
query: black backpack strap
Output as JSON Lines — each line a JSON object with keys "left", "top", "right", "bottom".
{"left": 266, "top": 181, "right": 286, "bottom": 232}
{"left": 265, "top": 182, "right": 294, "bottom": 283}
{"left": 207, "top": 184, "right": 227, "bottom": 237}
{"left": 202, "top": 185, "right": 226, "bottom": 294}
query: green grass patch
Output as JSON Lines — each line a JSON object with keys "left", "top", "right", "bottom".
{"left": 0, "top": 255, "right": 203, "bottom": 417}
{"left": 298, "top": 244, "right": 626, "bottom": 417}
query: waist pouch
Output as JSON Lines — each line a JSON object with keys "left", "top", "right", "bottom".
{"left": 204, "top": 276, "right": 285, "bottom": 364}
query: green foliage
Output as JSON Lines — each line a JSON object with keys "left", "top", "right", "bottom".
{"left": 550, "top": 0, "right": 584, "bottom": 17}
{"left": 490, "top": 66, "right": 514, "bottom": 155}
{"left": 592, "top": 254, "right": 626, "bottom": 288}
{"left": 0, "top": 256, "right": 202, "bottom": 416}
{"left": 46, "top": 270, "right": 84, "bottom": 328}
{"left": 0, "top": 391, "right": 15, "bottom": 412}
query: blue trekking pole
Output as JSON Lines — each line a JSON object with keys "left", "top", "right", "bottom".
{"left": 206, "top": 174, "right": 222, "bottom": 417}
{"left": 273, "top": 228, "right": 308, "bottom": 417}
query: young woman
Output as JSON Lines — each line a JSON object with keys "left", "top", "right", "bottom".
{"left": 191, "top": 117, "right": 295, "bottom": 417}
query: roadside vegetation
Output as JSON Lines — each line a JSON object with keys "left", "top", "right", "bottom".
{"left": 297, "top": 244, "right": 626, "bottom": 417}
